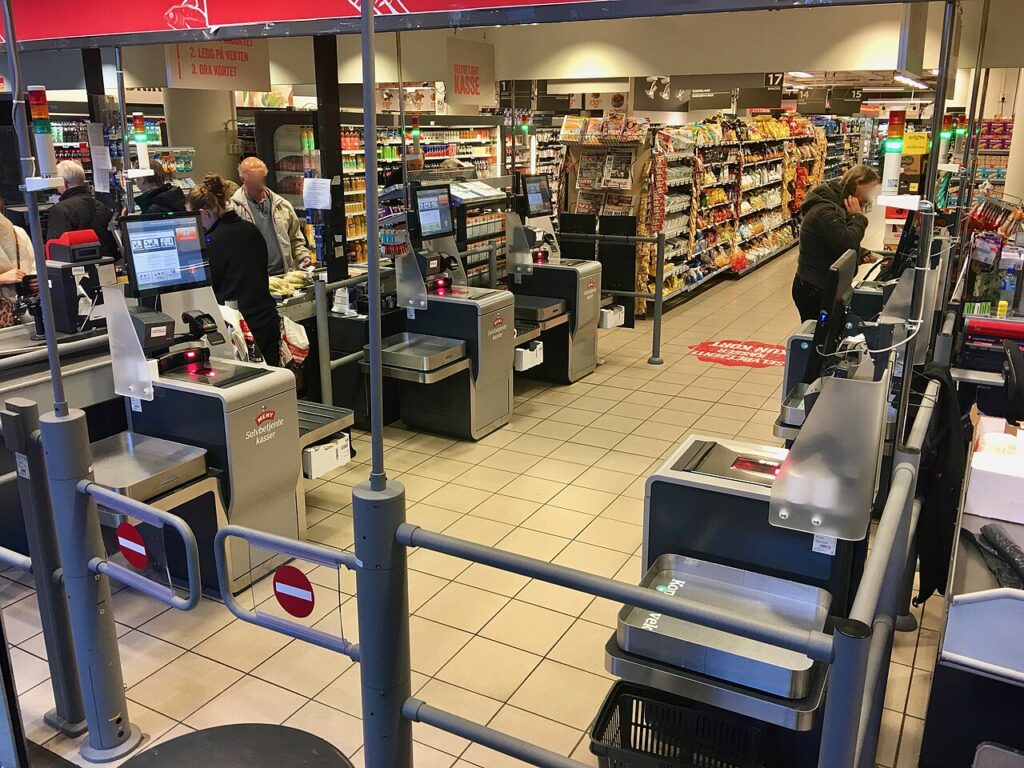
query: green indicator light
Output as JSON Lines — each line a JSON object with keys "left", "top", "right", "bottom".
{"left": 940, "top": 131, "right": 952, "bottom": 140}
{"left": 955, "top": 128, "right": 967, "bottom": 136}
{"left": 885, "top": 138, "right": 904, "bottom": 152}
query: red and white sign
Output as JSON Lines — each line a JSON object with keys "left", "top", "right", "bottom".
{"left": 165, "top": 39, "right": 271, "bottom": 91}
{"left": 272, "top": 565, "right": 316, "bottom": 618}
{"left": 116, "top": 522, "right": 149, "bottom": 570}
{"left": 688, "top": 339, "right": 786, "bottom": 369}
{"left": 446, "top": 37, "right": 496, "bottom": 107}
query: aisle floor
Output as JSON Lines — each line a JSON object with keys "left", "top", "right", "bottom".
{"left": 6, "top": 250, "right": 939, "bottom": 767}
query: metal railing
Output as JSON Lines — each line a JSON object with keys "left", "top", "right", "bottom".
{"left": 315, "top": 274, "right": 373, "bottom": 407}
{"left": 556, "top": 231, "right": 667, "bottom": 365}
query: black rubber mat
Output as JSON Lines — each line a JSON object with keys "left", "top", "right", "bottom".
{"left": 121, "top": 724, "right": 354, "bottom": 768}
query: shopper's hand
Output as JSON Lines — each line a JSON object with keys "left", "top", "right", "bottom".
{"left": 845, "top": 196, "right": 863, "bottom": 215}
{"left": 0, "top": 268, "right": 25, "bottom": 285}
{"left": 860, "top": 251, "right": 880, "bottom": 264}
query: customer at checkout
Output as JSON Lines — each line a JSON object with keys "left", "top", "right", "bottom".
{"left": 0, "top": 213, "right": 35, "bottom": 328}
{"left": 793, "top": 164, "right": 880, "bottom": 322}
{"left": 47, "top": 160, "right": 120, "bottom": 258}
{"left": 187, "top": 174, "right": 282, "bottom": 367}
{"left": 230, "top": 157, "right": 310, "bottom": 275}
{"left": 134, "top": 164, "right": 186, "bottom": 214}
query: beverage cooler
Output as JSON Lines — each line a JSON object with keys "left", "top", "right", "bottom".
{"left": 254, "top": 110, "right": 317, "bottom": 212}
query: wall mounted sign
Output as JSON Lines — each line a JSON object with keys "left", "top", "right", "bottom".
{"left": 737, "top": 86, "right": 782, "bottom": 110}
{"left": 690, "top": 89, "right": 733, "bottom": 111}
{"left": 830, "top": 87, "right": 863, "bottom": 116}
{"left": 165, "top": 39, "right": 270, "bottom": 91}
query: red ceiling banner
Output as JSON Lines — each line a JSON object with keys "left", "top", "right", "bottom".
{"left": 2, "top": 0, "right": 608, "bottom": 43}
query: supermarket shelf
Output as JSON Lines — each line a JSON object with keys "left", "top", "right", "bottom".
{"left": 694, "top": 219, "right": 733, "bottom": 233}
{"left": 347, "top": 234, "right": 368, "bottom": 242}
{"left": 742, "top": 157, "right": 785, "bottom": 167}
{"left": 663, "top": 152, "right": 694, "bottom": 162}
{"left": 700, "top": 160, "right": 737, "bottom": 168}
{"left": 739, "top": 204, "right": 781, "bottom": 218}
{"left": 660, "top": 265, "right": 730, "bottom": 300}
{"left": 700, "top": 199, "right": 734, "bottom": 211}
{"left": 698, "top": 178, "right": 736, "bottom": 188}
{"left": 730, "top": 242, "right": 795, "bottom": 277}
{"left": 665, "top": 201, "right": 690, "bottom": 215}
{"left": 736, "top": 218, "right": 792, "bottom": 246}
{"left": 662, "top": 223, "right": 690, "bottom": 239}
{"left": 464, "top": 230, "right": 505, "bottom": 245}
{"left": 741, "top": 178, "right": 783, "bottom": 193}
{"left": 978, "top": 149, "right": 1010, "bottom": 155}
{"left": 667, "top": 177, "right": 693, "bottom": 188}
{"left": 344, "top": 209, "right": 367, "bottom": 217}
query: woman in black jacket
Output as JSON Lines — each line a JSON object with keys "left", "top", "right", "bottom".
{"left": 793, "top": 165, "right": 880, "bottom": 322}
{"left": 187, "top": 174, "right": 281, "bottom": 366}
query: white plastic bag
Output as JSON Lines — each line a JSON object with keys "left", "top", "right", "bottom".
{"left": 281, "top": 316, "right": 310, "bottom": 367}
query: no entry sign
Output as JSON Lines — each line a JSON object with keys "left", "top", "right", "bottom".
{"left": 116, "top": 522, "right": 149, "bottom": 570}
{"left": 272, "top": 565, "right": 316, "bottom": 618}
{"left": 689, "top": 339, "right": 786, "bottom": 369}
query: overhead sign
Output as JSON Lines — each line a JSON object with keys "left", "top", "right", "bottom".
{"left": 116, "top": 522, "right": 149, "bottom": 570}
{"left": 797, "top": 88, "right": 829, "bottom": 115}
{"left": 830, "top": 87, "right": 863, "bottom": 116}
{"left": 272, "top": 565, "right": 316, "bottom": 618}
{"left": 688, "top": 339, "right": 786, "bottom": 368}
{"left": 632, "top": 77, "right": 687, "bottom": 113}
{"left": 446, "top": 37, "right": 496, "bottom": 106}
{"left": 165, "top": 40, "right": 270, "bottom": 91}
{"left": 690, "top": 89, "right": 733, "bottom": 111}
{"left": 737, "top": 87, "right": 782, "bottom": 110}
{"left": 763, "top": 73, "right": 784, "bottom": 88}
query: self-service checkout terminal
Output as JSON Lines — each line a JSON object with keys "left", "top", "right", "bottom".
{"left": 374, "top": 184, "right": 515, "bottom": 441}
{"left": 506, "top": 174, "right": 602, "bottom": 383}
{"left": 42, "top": 231, "right": 116, "bottom": 338}
{"left": 93, "top": 211, "right": 309, "bottom": 595}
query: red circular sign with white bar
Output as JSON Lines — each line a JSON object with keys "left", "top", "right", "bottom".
{"left": 688, "top": 339, "right": 786, "bottom": 369}
{"left": 272, "top": 565, "right": 316, "bottom": 618}
{"left": 116, "top": 522, "right": 149, "bottom": 570}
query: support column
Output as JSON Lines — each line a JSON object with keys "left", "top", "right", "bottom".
{"left": 81, "top": 49, "right": 106, "bottom": 122}
{"left": 163, "top": 88, "right": 237, "bottom": 180}
{"left": 313, "top": 35, "right": 346, "bottom": 282}
{"left": 1002, "top": 69, "right": 1024, "bottom": 200}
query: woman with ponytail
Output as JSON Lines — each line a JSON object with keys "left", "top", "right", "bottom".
{"left": 187, "top": 174, "right": 282, "bottom": 366}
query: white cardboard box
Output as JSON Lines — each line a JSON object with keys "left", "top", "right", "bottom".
{"left": 302, "top": 434, "right": 351, "bottom": 479}
{"left": 965, "top": 415, "right": 1024, "bottom": 525}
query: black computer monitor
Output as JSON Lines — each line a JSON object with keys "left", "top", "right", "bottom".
{"left": 802, "top": 249, "right": 858, "bottom": 384}
{"left": 120, "top": 212, "right": 210, "bottom": 298}
{"left": 522, "top": 174, "right": 553, "bottom": 218}
{"left": 411, "top": 185, "right": 455, "bottom": 241}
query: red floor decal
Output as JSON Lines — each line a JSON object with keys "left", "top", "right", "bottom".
{"left": 688, "top": 339, "right": 786, "bottom": 368}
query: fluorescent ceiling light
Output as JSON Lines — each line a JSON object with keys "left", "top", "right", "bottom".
{"left": 930, "top": 69, "right": 940, "bottom": 75}
{"left": 894, "top": 73, "right": 928, "bottom": 90}
{"left": 788, "top": 72, "right": 814, "bottom": 79}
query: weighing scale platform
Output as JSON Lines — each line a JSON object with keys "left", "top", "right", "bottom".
{"left": 513, "top": 295, "right": 566, "bottom": 323}
{"left": 375, "top": 332, "right": 466, "bottom": 371}
{"left": 91, "top": 432, "right": 207, "bottom": 501}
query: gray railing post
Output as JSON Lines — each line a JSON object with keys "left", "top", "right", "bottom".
{"left": 817, "top": 618, "right": 873, "bottom": 768}
{"left": 38, "top": 409, "right": 143, "bottom": 762}
{"left": 0, "top": 398, "right": 86, "bottom": 737}
{"left": 315, "top": 279, "right": 334, "bottom": 407}
{"left": 648, "top": 232, "right": 666, "bottom": 365}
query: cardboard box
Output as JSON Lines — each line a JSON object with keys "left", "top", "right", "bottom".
{"left": 302, "top": 434, "right": 351, "bottom": 479}
{"left": 965, "top": 411, "right": 1024, "bottom": 525}
{"left": 898, "top": 154, "right": 924, "bottom": 195}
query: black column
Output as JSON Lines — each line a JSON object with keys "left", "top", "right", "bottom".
{"left": 81, "top": 48, "right": 105, "bottom": 122}
{"left": 313, "top": 35, "right": 346, "bottom": 281}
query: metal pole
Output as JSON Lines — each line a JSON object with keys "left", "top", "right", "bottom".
{"left": 114, "top": 47, "right": 135, "bottom": 214}
{"left": 817, "top": 618, "right": 873, "bottom": 768}
{"left": 488, "top": 242, "right": 498, "bottom": 289}
{"left": 353, "top": 5, "right": 413, "bottom": 767}
{"left": 924, "top": 0, "right": 959, "bottom": 200}
{"left": 648, "top": 232, "right": 665, "bottom": 365}
{"left": 0, "top": 0, "right": 68, "bottom": 419}
{"left": 395, "top": 32, "right": 410, "bottom": 213}
{"left": 38, "top": 409, "right": 142, "bottom": 762}
{"left": 315, "top": 280, "right": 334, "bottom": 406}
{"left": 1, "top": 399, "right": 87, "bottom": 737}
{"left": 958, "top": 67, "right": 991, "bottom": 266}
{"left": 361, "top": 2, "right": 386, "bottom": 493}
{"left": 895, "top": 205, "right": 935, "bottom": 449}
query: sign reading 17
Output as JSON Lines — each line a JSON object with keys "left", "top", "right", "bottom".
{"left": 764, "top": 73, "right": 785, "bottom": 88}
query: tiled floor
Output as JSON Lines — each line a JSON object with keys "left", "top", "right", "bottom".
{"left": 6, "top": 249, "right": 935, "bottom": 767}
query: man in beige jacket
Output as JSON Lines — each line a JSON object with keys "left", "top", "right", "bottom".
{"left": 231, "top": 157, "right": 310, "bottom": 275}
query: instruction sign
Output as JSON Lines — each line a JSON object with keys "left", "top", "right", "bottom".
{"left": 273, "top": 565, "right": 316, "bottom": 618}
{"left": 165, "top": 40, "right": 270, "bottom": 91}
{"left": 116, "top": 522, "right": 149, "bottom": 570}
{"left": 688, "top": 339, "right": 786, "bottom": 369}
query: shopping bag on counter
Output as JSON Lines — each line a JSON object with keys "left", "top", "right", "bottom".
{"left": 281, "top": 316, "right": 310, "bottom": 368}
{"left": 218, "top": 304, "right": 252, "bottom": 362}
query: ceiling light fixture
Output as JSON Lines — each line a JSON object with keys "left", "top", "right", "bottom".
{"left": 788, "top": 71, "right": 814, "bottom": 79}
{"left": 894, "top": 73, "right": 928, "bottom": 90}
{"left": 661, "top": 83, "right": 672, "bottom": 100}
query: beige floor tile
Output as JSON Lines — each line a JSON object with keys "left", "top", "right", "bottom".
{"left": 717, "top": 390, "right": 768, "bottom": 408}
{"left": 547, "top": 407, "right": 600, "bottom": 427}
{"left": 515, "top": 401, "right": 561, "bottom": 419}
{"left": 456, "top": 562, "right": 531, "bottom": 597}
{"left": 600, "top": 495, "right": 645, "bottom": 525}
{"left": 630, "top": 420, "right": 690, "bottom": 442}
{"left": 573, "top": 467, "right": 637, "bottom": 495}
{"left": 567, "top": 395, "right": 617, "bottom": 414}
{"left": 662, "top": 396, "right": 712, "bottom": 415}
{"left": 589, "top": 413, "right": 644, "bottom": 434}
{"left": 527, "top": 420, "right": 585, "bottom": 441}
{"left": 468, "top": 494, "right": 541, "bottom": 526}
{"left": 407, "top": 456, "right": 477, "bottom": 482}
{"left": 570, "top": 734, "right": 601, "bottom": 767}
{"left": 576, "top": 517, "right": 642, "bottom": 554}
{"left": 184, "top": 675, "right": 306, "bottom": 730}
{"left": 408, "top": 548, "right": 471, "bottom": 580}
{"left": 678, "top": 386, "right": 727, "bottom": 403}
{"left": 528, "top": 458, "right": 589, "bottom": 483}
{"left": 193, "top": 617, "right": 291, "bottom": 673}
{"left": 548, "top": 619, "right": 617, "bottom": 679}
{"left": 548, "top": 485, "right": 616, "bottom": 515}
{"left": 890, "top": 623, "right": 919, "bottom": 668}
{"left": 138, "top": 597, "right": 234, "bottom": 650}
{"left": 639, "top": 380, "right": 687, "bottom": 396}
{"left": 509, "top": 660, "right": 613, "bottom": 730}
{"left": 305, "top": 482, "right": 352, "bottom": 512}
{"left": 452, "top": 464, "right": 520, "bottom": 492}
{"left": 914, "top": 628, "right": 939, "bottom": 671}
{"left": 522, "top": 505, "right": 594, "bottom": 539}
{"left": 3, "top": 595, "right": 42, "bottom": 646}
{"left": 516, "top": 580, "right": 594, "bottom": 617}
{"left": 10, "top": 647, "right": 48, "bottom": 695}
{"left": 128, "top": 652, "right": 242, "bottom": 721}
{"left": 875, "top": 706, "right": 902, "bottom": 767}
{"left": 382, "top": 447, "right": 434, "bottom": 471}
{"left": 546, "top": 443, "right": 609, "bottom": 466}
{"left": 307, "top": 512, "right": 356, "bottom": 550}
{"left": 420, "top": 485, "right": 492, "bottom": 513}
{"left": 401, "top": 434, "right": 458, "bottom": 455}
{"left": 580, "top": 595, "right": 621, "bottom": 629}
{"left": 463, "top": 706, "right": 582, "bottom": 768}
{"left": 884, "top": 661, "right": 912, "bottom": 712}
{"left": 531, "top": 390, "right": 580, "bottom": 407}
{"left": 437, "top": 636, "right": 541, "bottom": 700}
{"left": 110, "top": 588, "right": 171, "bottom": 629}
{"left": 621, "top": 476, "right": 648, "bottom": 499}
{"left": 504, "top": 434, "right": 564, "bottom": 457}
{"left": 481, "top": 600, "right": 575, "bottom": 656}
{"left": 394, "top": 474, "right": 447, "bottom": 502}
{"left": 499, "top": 476, "right": 566, "bottom": 504}
{"left": 592, "top": 451, "right": 655, "bottom": 475}
{"left": 606, "top": 402, "right": 658, "bottom": 420}
{"left": 408, "top": 616, "right": 473, "bottom": 676}
{"left": 438, "top": 442, "right": 499, "bottom": 464}
{"left": 416, "top": 582, "right": 509, "bottom": 633}
{"left": 497, "top": 527, "right": 571, "bottom": 561}
{"left": 314, "top": 663, "right": 364, "bottom": 717}
{"left": 411, "top": 678, "right": 502, "bottom": 755}
{"left": 692, "top": 414, "right": 747, "bottom": 435}
{"left": 920, "top": 595, "right": 945, "bottom": 631}
{"left": 506, "top": 414, "right": 544, "bottom": 433}
{"left": 553, "top": 541, "right": 629, "bottom": 578}
{"left": 284, "top": 700, "right": 363, "bottom": 757}
{"left": 117, "top": 630, "right": 186, "bottom": 688}
{"left": 906, "top": 668, "right": 932, "bottom": 719}
{"left": 614, "top": 434, "right": 673, "bottom": 458}
{"left": 252, "top": 638, "right": 353, "bottom": 698}
{"left": 479, "top": 450, "right": 542, "bottom": 474}
{"left": 896, "top": 716, "right": 925, "bottom": 768}
{"left": 442, "top": 515, "right": 513, "bottom": 547}
{"left": 478, "top": 429, "right": 521, "bottom": 448}
{"left": 568, "top": 427, "right": 623, "bottom": 450}
{"left": 406, "top": 503, "right": 464, "bottom": 532}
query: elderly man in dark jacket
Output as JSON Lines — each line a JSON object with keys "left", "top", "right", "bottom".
{"left": 134, "top": 164, "right": 187, "bottom": 215}
{"left": 46, "top": 160, "right": 120, "bottom": 258}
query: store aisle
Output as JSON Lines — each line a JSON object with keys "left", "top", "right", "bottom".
{"left": 7, "top": 248, "right": 932, "bottom": 768}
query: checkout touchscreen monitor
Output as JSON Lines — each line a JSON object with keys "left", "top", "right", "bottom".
{"left": 412, "top": 185, "right": 455, "bottom": 241}
{"left": 802, "top": 249, "right": 857, "bottom": 385}
{"left": 522, "top": 175, "right": 553, "bottom": 218}
{"left": 121, "top": 212, "right": 210, "bottom": 298}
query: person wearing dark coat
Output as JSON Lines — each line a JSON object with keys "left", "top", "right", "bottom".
{"left": 793, "top": 164, "right": 880, "bottom": 322}
{"left": 187, "top": 173, "right": 281, "bottom": 367}
{"left": 134, "top": 165, "right": 187, "bottom": 214}
{"left": 47, "top": 160, "right": 120, "bottom": 258}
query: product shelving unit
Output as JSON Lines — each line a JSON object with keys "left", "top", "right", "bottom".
{"left": 972, "top": 118, "right": 1014, "bottom": 193}
{"left": 816, "top": 116, "right": 864, "bottom": 182}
